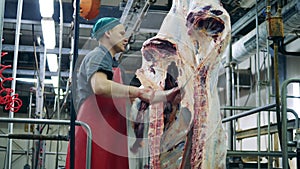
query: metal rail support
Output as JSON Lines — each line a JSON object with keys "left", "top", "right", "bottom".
{"left": 0, "top": 118, "right": 92, "bottom": 169}
{"left": 221, "top": 106, "right": 299, "bottom": 129}
{"left": 120, "top": 0, "right": 153, "bottom": 42}
{"left": 222, "top": 103, "right": 276, "bottom": 123}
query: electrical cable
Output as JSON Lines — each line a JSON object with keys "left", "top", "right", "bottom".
{"left": 31, "top": 25, "right": 43, "bottom": 88}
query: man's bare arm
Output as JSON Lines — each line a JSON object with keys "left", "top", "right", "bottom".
{"left": 90, "top": 71, "right": 183, "bottom": 104}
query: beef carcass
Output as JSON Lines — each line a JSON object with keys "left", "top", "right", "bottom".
{"left": 130, "top": 0, "right": 231, "bottom": 168}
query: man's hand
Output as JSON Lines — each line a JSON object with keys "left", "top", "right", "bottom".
{"left": 165, "top": 87, "right": 184, "bottom": 104}
{"left": 138, "top": 87, "right": 184, "bottom": 104}
{"left": 136, "top": 88, "right": 155, "bottom": 103}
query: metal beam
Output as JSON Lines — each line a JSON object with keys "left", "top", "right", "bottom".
{"left": 231, "top": 0, "right": 281, "bottom": 36}
{"left": 235, "top": 119, "right": 296, "bottom": 140}
{"left": 227, "top": 150, "right": 296, "bottom": 158}
{"left": 2, "top": 44, "right": 91, "bottom": 55}
{"left": 2, "top": 68, "right": 70, "bottom": 77}
{"left": 231, "top": 0, "right": 267, "bottom": 36}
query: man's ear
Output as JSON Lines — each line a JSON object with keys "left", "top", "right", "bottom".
{"left": 104, "top": 31, "right": 111, "bottom": 38}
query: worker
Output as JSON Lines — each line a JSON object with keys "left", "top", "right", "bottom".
{"left": 65, "top": 17, "right": 182, "bottom": 169}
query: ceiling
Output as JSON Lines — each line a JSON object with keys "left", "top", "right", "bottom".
{"left": 0, "top": 0, "right": 263, "bottom": 75}
{"left": 1, "top": 0, "right": 299, "bottom": 114}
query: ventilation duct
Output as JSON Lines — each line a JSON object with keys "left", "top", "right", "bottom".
{"left": 228, "top": 0, "right": 300, "bottom": 63}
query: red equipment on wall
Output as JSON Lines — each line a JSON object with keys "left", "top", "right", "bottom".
{"left": 0, "top": 51, "right": 23, "bottom": 112}
{"left": 79, "top": 0, "right": 101, "bottom": 20}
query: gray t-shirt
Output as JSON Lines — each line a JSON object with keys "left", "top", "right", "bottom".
{"left": 74, "top": 45, "right": 114, "bottom": 112}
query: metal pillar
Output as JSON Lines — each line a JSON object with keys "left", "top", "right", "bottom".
{"left": 32, "top": 46, "right": 47, "bottom": 169}
{"left": 255, "top": 0, "right": 262, "bottom": 168}
{"left": 70, "top": 0, "right": 80, "bottom": 168}
{"left": 0, "top": 0, "right": 5, "bottom": 62}
{"left": 5, "top": 0, "right": 23, "bottom": 168}
{"left": 55, "top": 0, "right": 64, "bottom": 168}
{"left": 225, "top": 40, "right": 234, "bottom": 151}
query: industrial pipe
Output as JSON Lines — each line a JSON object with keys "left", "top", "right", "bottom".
{"left": 226, "top": 0, "right": 300, "bottom": 64}
{"left": 273, "top": 41, "right": 282, "bottom": 149}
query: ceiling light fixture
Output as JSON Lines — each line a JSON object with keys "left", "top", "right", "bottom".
{"left": 41, "top": 18, "right": 56, "bottom": 49}
{"left": 39, "top": 0, "right": 56, "bottom": 49}
{"left": 51, "top": 76, "right": 63, "bottom": 97}
{"left": 16, "top": 78, "right": 54, "bottom": 84}
{"left": 39, "top": 0, "right": 54, "bottom": 18}
{"left": 46, "top": 54, "right": 58, "bottom": 72}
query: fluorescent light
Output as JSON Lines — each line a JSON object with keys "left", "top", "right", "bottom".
{"left": 16, "top": 78, "right": 53, "bottom": 84}
{"left": 51, "top": 76, "right": 58, "bottom": 94}
{"left": 46, "top": 54, "right": 58, "bottom": 72}
{"left": 51, "top": 76, "right": 64, "bottom": 98}
{"left": 41, "top": 19, "right": 56, "bottom": 49}
{"left": 39, "top": 0, "right": 54, "bottom": 17}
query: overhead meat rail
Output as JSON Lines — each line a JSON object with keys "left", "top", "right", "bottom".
{"left": 120, "top": 0, "right": 155, "bottom": 43}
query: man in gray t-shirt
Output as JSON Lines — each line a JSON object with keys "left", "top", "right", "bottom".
{"left": 75, "top": 45, "right": 115, "bottom": 112}
{"left": 67, "top": 17, "right": 183, "bottom": 169}
{"left": 73, "top": 17, "right": 182, "bottom": 113}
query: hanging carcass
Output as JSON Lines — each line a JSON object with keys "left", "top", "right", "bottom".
{"left": 129, "top": 0, "right": 231, "bottom": 168}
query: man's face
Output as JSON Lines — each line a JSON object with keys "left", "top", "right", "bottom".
{"left": 109, "top": 24, "right": 128, "bottom": 53}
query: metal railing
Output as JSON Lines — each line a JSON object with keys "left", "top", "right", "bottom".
{"left": 0, "top": 117, "right": 92, "bottom": 169}
{"left": 222, "top": 78, "right": 300, "bottom": 168}
{"left": 281, "top": 78, "right": 300, "bottom": 168}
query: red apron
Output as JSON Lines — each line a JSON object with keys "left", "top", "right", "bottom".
{"left": 65, "top": 68, "right": 129, "bottom": 169}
